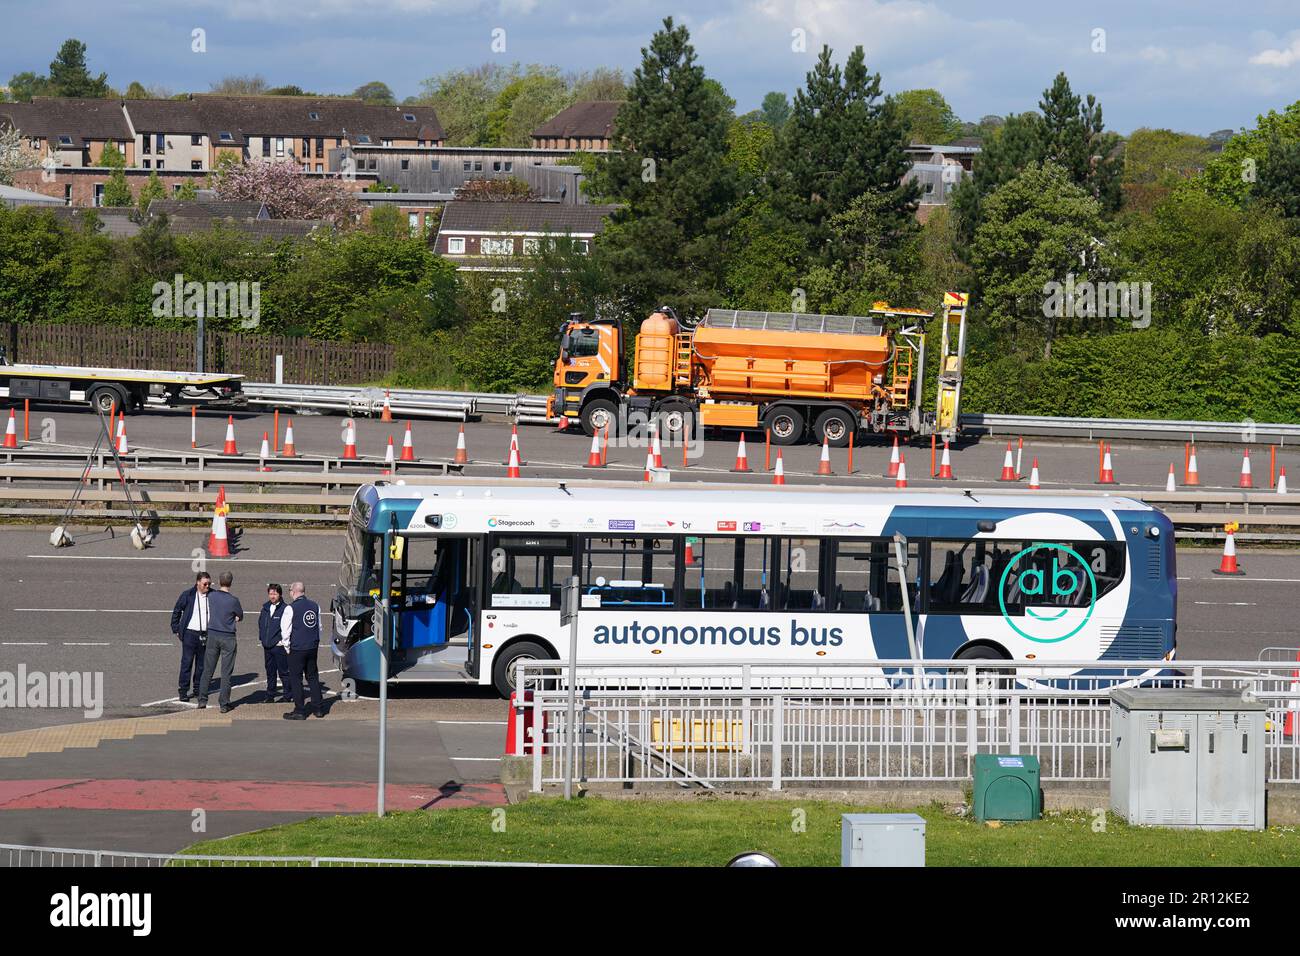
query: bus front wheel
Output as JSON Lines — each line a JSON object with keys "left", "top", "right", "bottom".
{"left": 492, "top": 641, "right": 552, "bottom": 699}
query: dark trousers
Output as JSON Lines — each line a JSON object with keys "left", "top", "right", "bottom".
{"left": 198, "top": 632, "right": 238, "bottom": 707}
{"left": 287, "top": 648, "right": 323, "bottom": 715}
{"left": 178, "top": 631, "right": 206, "bottom": 698}
{"left": 263, "top": 645, "right": 290, "bottom": 696}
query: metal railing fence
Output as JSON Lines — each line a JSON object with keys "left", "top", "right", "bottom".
{"left": 0, "top": 844, "right": 591, "bottom": 868}
{"left": 514, "top": 659, "right": 1300, "bottom": 791}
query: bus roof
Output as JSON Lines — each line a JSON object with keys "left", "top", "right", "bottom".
{"left": 356, "top": 480, "right": 1156, "bottom": 539}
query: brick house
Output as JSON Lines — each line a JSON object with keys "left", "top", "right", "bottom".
{"left": 530, "top": 100, "right": 622, "bottom": 150}
{"left": 434, "top": 200, "right": 619, "bottom": 271}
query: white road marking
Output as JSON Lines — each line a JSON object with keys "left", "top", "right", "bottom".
{"left": 451, "top": 756, "right": 502, "bottom": 761}
{"left": 1181, "top": 576, "right": 1300, "bottom": 583}
{"left": 437, "top": 720, "right": 508, "bottom": 726}
{"left": 141, "top": 666, "right": 342, "bottom": 708}
{"left": 63, "top": 642, "right": 110, "bottom": 646}
{"left": 1, "top": 642, "right": 47, "bottom": 646}
{"left": 25, "top": 555, "right": 336, "bottom": 564}
{"left": 128, "top": 642, "right": 173, "bottom": 646}
{"left": 1194, "top": 601, "right": 1257, "bottom": 606}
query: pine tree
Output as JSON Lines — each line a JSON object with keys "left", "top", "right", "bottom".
{"left": 137, "top": 171, "right": 167, "bottom": 213}
{"left": 587, "top": 17, "right": 739, "bottom": 319}
{"left": 102, "top": 168, "right": 132, "bottom": 206}
{"left": 48, "top": 39, "right": 110, "bottom": 98}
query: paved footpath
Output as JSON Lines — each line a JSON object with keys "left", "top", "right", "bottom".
{"left": 0, "top": 698, "right": 508, "bottom": 855}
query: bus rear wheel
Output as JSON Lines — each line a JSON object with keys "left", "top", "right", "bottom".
{"left": 952, "top": 645, "right": 1013, "bottom": 696}
{"left": 492, "top": 641, "right": 552, "bottom": 699}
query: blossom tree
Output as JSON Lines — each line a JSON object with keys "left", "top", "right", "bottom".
{"left": 211, "top": 159, "right": 361, "bottom": 227}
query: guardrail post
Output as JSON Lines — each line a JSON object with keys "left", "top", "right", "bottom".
{"left": 93, "top": 850, "right": 102, "bottom": 867}
{"left": 966, "top": 664, "right": 978, "bottom": 758}
{"left": 770, "top": 692, "right": 784, "bottom": 791}
{"left": 1192, "top": 664, "right": 1203, "bottom": 689}
{"left": 531, "top": 675, "right": 543, "bottom": 793}
{"left": 742, "top": 664, "right": 752, "bottom": 757}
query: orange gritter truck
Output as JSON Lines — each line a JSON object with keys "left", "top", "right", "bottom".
{"left": 547, "top": 292, "right": 970, "bottom": 446}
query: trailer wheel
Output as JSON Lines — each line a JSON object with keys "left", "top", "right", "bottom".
{"left": 814, "top": 408, "right": 856, "bottom": 447}
{"left": 580, "top": 399, "right": 619, "bottom": 437}
{"left": 764, "top": 406, "right": 805, "bottom": 446}
{"left": 86, "top": 384, "right": 126, "bottom": 416}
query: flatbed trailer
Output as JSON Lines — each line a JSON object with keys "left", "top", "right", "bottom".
{"left": 0, "top": 361, "right": 245, "bottom": 413}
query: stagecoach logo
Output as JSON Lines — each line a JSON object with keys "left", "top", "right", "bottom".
{"left": 488, "top": 517, "right": 535, "bottom": 528}
{"left": 998, "top": 543, "right": 1097, "bottom": 644}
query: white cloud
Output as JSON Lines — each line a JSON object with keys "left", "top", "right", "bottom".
{"left": 1251, "top": 38, "right": 1300, "bottom": 68}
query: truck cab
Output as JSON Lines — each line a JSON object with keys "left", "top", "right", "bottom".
{"left": 551, "top": 315, "right": 625, "bottom": 434}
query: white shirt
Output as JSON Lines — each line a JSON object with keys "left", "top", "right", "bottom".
{"left": 279, "top": 602, "right": 294, "bottom": 649}
{"left": 187, "top": 591, "right": 210, "bottom": 632}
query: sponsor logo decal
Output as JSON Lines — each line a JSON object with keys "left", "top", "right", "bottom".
{"left": 488, "top": 517, "right": 535, "bottom": 528}
{"left": 591, "top": 619, "right": 843, "bottom": 648}
{"left": 608, "top": 519, "right": 636, "bottom": 531}
{"left": 717, "top": 521, "right": 737, "bottom": 531}
{"left": 743, "top": 521, "right": 762, "bottom": 532}
{"left": 998, "top": 543, "right": 1097, "bottom": 644}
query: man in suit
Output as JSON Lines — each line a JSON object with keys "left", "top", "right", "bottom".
{"left": 280, "top": 581, "right": 325, "bottom": 719}
{"left": 170, "top": 572, "right": 212, "bottom": 702}
{"left": 198, "top": 571, "right": 244, "bottom": 713}
{"left": 258, "top": 583, "right": 291, "bottom": 703}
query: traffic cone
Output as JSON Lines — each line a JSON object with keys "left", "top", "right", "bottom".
{"left": 2, "top": 410, "right": 16, "bottom": 448}
{"left": 206, "top": 491, "right": 231, "bottom": 558}
{"left": 222, "top": 415, "right": 238, "bottom": 455}
{"left": 381, "top": 390, "right": 393, "bottom": 423}
{"left": 684, "top": 538, "right": 696, "bottom": 566}
{"left": 501, "top": 425, "right": 526, "bottom": 465}
{"left": 1278, "top": 467, "right": 1289, "bottom": 495}
{"left": 506, "top": 441, "right": 521, "bottom": 478}
{"left": 282, "top": 419, "right": 297, "bottom": 457}
{"left": 730, "top": 434, "right": 752, "bottom": 473}
{"left": 116, "top": 418, "right": 128, "bottom": 456}
{"left": 1098, "top": 444, "right": 1115, "bottom": 484}
{"left": 382, "top": 435, "right": 395, "bottom": 475}
{"left": 817, "top": 435, "right": 834, "bottom": 476}
{"left": 341, "top": 420, "right": 358, "bottom": 459}
{"left": 1212, "top": 523, "right": 1244, "bottom": 576}
{"left": 937, "top": 441, "right": 955, "bottom": 480}
{"left": 454, "top": 424, "right": 469, "bottom": 465}
{"left": 1284, "top": 650, "right": 1298, "bottom": 738}
{"left": 651, "top": 421, "right": 663, "bottom": 469}
{"left": 895, "top": 453, "right": 908, "bottom": 489}
{"left": 1185, "top": 445, "right": 1200, "bottom": 486}
{"left": 772, "top": 451, "right": 786, "bottom": 485}
{"left": 1238, "top": 449, "right": 1253, "bottom": 489}
{"left": 886, "top": 435, "right": 900, "bottom": 477}
{"left": 583, "top": 430, "right": 603, "bottom": 468}
{"left": 400, "top": 423, "right": 415, "bottom": 461}
{"left": 1028, "top": 458, "right": 1041, "bottom": 490}
{"left": 258, "top": 431, "right": 271, "bottom": 472}
{"left": 999, "top": 442, "right": 1017, "bottom": 481}
{"left": 643, "top": 448, "right": 656, "bottom": 482}
{"left": 1166, "top": 463, "right": 1176, "bottom": 492}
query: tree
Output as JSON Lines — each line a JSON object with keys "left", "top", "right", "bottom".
{"left": 1257, "top": 138, "right": 1300, "bottom": 219}
{"left": 569, "top": 68, "right": 627, "bottom": 102}
{"left": 1121, "top": 128, "right": 1214, "bottom": 212}
{"left": 759, "top": 91, "right": 790, "bottom": 130}
{"left": 969, "top": 162, "right": 1105, "bottom": 359}
{"left": 48, "top": 39, "right": 110, "bottom": 98}
{"left": 768, "top": 44, "right": 918, "bottom": 268}
{"left": 415, "top": 63, "right": 512, "bottom": 146}
{"left": 352, "top": 81, "right": 396, "bottom": 105}
{"left": 1197, "top": 100, "right": 1300, "bottom": 206}
{"left": 6, "top": 71, "right": 53, "bottom": 102}
{"left": 486, "top": 67, "right": 570, "bottom": 147}
{"left": 892, "top": 89, "right": 962, "bottom": 144}
{"left": 210, "top": 74, "right": 268, "bottom": 96}
{"left": 586, "top": 17, "right": 740, "bottom": 319}
{"left": 211, "top": 159, "right": 360, "bottom": 226}
{"left": 0, "top": 126, "right": 39, "bottom": 186}
{"left": 175, "top": 179, "right": 199, "bottom": 201}
{"left": 137, "top": 171, "right": 167, "bottom": 213}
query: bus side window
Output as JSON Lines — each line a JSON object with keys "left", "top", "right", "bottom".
{"left": 489, "top": 535, "right": 572, "bottom": 609}
{"left": 778, "top": 537, "right": 824, "bottom": 610}
{"left": 681, "top": 537, "right": 769, "bottom": 610}
{"left": 581, "top": 536, "right": 674, "bottom": 609}
{"left": 831, "top": 540, "right": 908, "bottom": 613}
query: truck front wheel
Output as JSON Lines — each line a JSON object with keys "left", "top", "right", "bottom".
{"left": 580, "top": 398, "right": 619, "bottom": 437}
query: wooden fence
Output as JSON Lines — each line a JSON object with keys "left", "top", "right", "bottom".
{"left": 0, "top": 322, "right": 396, "bottom": 385}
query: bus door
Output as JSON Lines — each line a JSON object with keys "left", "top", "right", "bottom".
{"left": 395, "top": 535, "right": 471, "bottom": 653}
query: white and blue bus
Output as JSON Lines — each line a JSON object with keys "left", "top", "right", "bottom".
{"left": 332, "top": 480, "right": 1177, "bottom": 697}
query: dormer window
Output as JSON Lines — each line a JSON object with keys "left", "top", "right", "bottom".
{"left": 356, "top": 134, "right": 371, "bottom": 144}
{"left": 403, "top": 113, "right": 416, "bottom": 122}
{"left": 309, "top": 111, "right": 320, "bottom": 121}
{"left": 57, "top": 135, "right": 74, "bottom": 147}
{"left": 218, "top": 131, "right": 233, "bottom": 142}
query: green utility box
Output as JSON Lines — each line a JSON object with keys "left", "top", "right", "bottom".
{"left": 973, "top": 754, "right": 1043, "bottom": 822}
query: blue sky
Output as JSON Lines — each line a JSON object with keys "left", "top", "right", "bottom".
{"left": 2, "top": 0, "right": 1299, "bottom": 135}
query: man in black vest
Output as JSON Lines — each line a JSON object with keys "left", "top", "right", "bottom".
{"left": 280, "top": 581, "right": 325, "bottom": 719}
{"left": 258, "top": 583, "right": 291, "bottom": 703}
{"left": 170, "top": 571, "right": 212, "bottom": 702}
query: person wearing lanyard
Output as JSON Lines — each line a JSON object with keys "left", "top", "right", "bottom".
{"left": 170, "top": 572, "right": 212, "bottom": 703}
{"left": 258, "top": 583, "right": 292, "bottom": 703}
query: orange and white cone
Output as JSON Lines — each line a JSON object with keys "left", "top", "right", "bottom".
{"left": 684, "top": 538, "right": 696, "bottom": 566}
{"left": 1166, "top": 463, "right": 1176, "bottom": 492}
{"left": 817, "top": 435, "right": 834, "bottom": 476}
{"left": 1238, "top": 449, "right": 1253, "bottom": 488}
{"left": 1278, "top": 467, "right": 1288, "bottom": 495}
{"left": 207, "top": 491, "right": 231, "bottom": 558}
{"left": 1098, "top": 444, "right": 1115, "bottom": 484}
{"left": 772, "top": 451, "right": 786, "bottom": 485}
{"left": 1284, "top": 650, "right": 1298, "bottom": 738}
{"left": 222, "top": 415, "right": 238, "bottom": 455}
{"left": 501, "top": 425, "right": 525, "bottom": 465}
{"left": 341, "top": 420, "right": 358, "bottom": 459}
{"left": 1212, "top": 523, "right": 1244, "bottom": 576}
{"left": 282, "top": 419, "right": 297, "bottom": 457}
{"left": 382, "top": 435, "right": 395, "bottom": 475}
{"left": 583, "top": 429, "right": 603, "bottom": 468}
{"left": 506, "top": 441, "right": 521, "bottom": 478}
{"left": 999, "top": 442, "right": 1017, "bottom": 481}
{"left": 937, "top": 441, "right": 955, "bottom": 480}
{"left": 643, "top": 448, "right": 656, "bottom": 482}
{"left": 895, "top": 453, "right": 908, "bottom": 489}
{"left": 651, "top": 422, "right": 663, "bottom": 469}
{"left": 886, "top": 435, "right": 900, "bottom": 477}
{"left": 258, "top": 431, "right": 271, "bottom": 471}
{"left": 1185, "top": 445, "right": 1200, "bottom": 486}
{"left": 116, "top": 418, "right": 128, "bottom": 456}
{"left": 400, "top": 423, "right": 415, "bottom": 461}
{"left": 2, "top": 410, "right": 16, "bottom": 449}
{"left": 1028, "top": 458, "right": 1041, "bottom": 490}
{"left": 730, "top": 434, "right": 751, "bottom": 473}
{"left": 381, "top": 390, "right": 393, "bottom": 422}
{"left": 454, "top": 424, "right": 469, "bottom": 465}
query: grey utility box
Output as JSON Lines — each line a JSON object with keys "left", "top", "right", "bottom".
{"left": 841, "top": 813, "right": 926, "bottom": 867}
{"left": 1111, "top": 687, "right": 1267, "bottom": 830}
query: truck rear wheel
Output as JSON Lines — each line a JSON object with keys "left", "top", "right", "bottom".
{"left": 87, "top": 385, "right": 126, "bottom": 416}
{"left": 764, "top": 406, "right": 805, "bottom": 446}
{"left": 655, "top": 400, "right": 694, "bottom": 442}
{"left": 814, "top": 408, "right": 857, "bottom": 448}
{"left": 580, "top": 399, "right": 619, "bottom": 437}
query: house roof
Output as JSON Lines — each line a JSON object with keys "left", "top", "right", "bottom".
{"left": 147, "top": 199, "right": 268, "bottom": 220}
{"left": 438, "top": 200, "right": 619, "bottom": 235}
{"left": 531, "top": 100, "right": 621, "bottom": 140}
{"left": 0, "top": 183, "right": 65, "bottom": 206}
{"left": 0, "top": 98, "right": 131, "bottom": 141}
